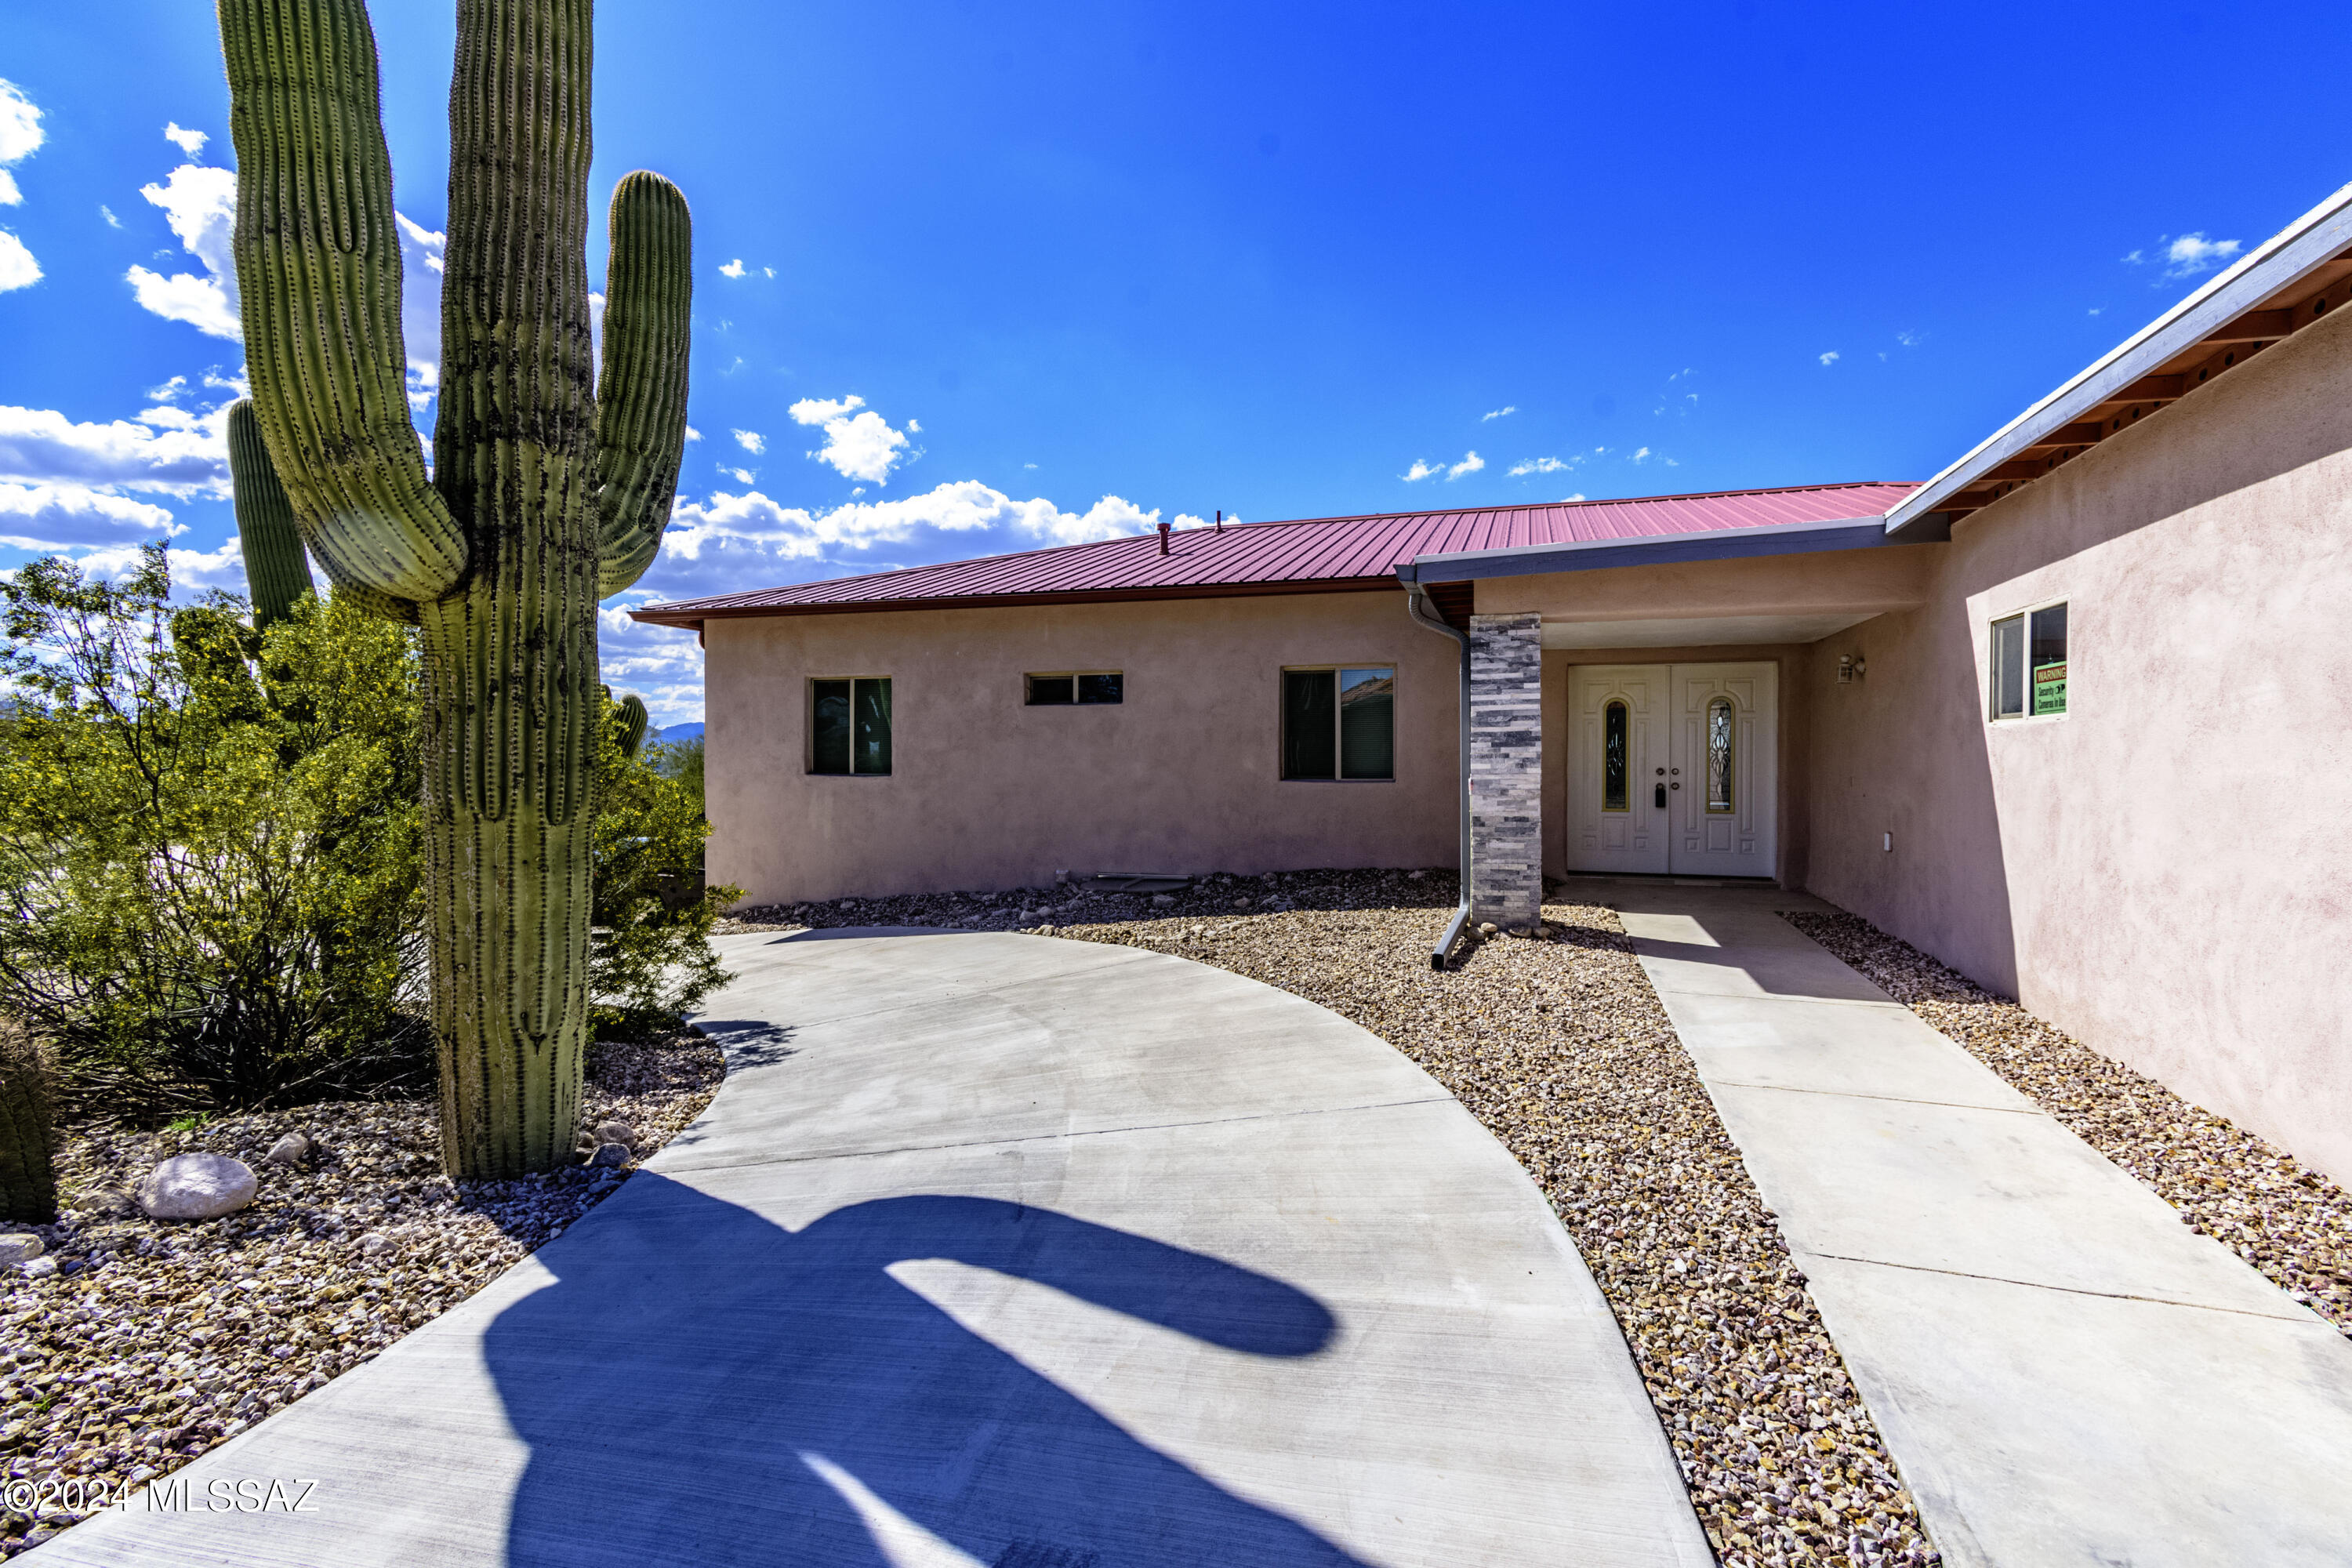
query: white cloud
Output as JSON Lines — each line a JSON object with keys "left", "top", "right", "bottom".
{"left": 2088, "top": 306, "right": 2103, "bottom": 317}
{"left": 789, "top": 395, "right": 913, "bottom": 485}
{"left": 763, "top": 266, "right": 774, "bottom": 279}
{"left": 0, "top": 482, "right": 181, "bottom": 549}
{"left": 1561, "top": 492, "right": 1587, "bottom": 501}
{"left": 1818, "top": 350, "right": 1839, "bottom": 366}
{"left": 1400, "top": 459, "right": 1439, "bottom": 482}
{"left": 648, "top": 479, "right": 1160, "bottom": 591}
{"left": 788, "top": 395, "right": 866, "bottom": 424}
{"left": 685, "top": 426, "right": 702, "bottom": 441}
{"left": 99, "top": 203, "right": 119, "bottom": 227}
{"left": 0, "top": 230, "right": 37, "bottom": 293}
{"left": 0, "top": 81, "right": 42, "bottom": 166}
{"left": 162, "top": 122, "right": 208, "bottom": 158}
{"left": 0, "top": 402, "right": 233, "bottom": 497}
{"left": 1631, "top": 446, "right": 1653, "bottom": 463}
{"left": 906, "top": 418, "right": 920, "bottom": 434}
{"left": 731, "top": 429, "right": 764, "bottom": 454}
{"left": 724, "top": 466, "right": 756, "bottom": 485}
{"left": 1895, "top": 328, "right": 1923, "bottom": 347}
{"left": 1446, "top": 451, "right": 1484, "bottom": 480}
{"left": 1022, "top": 462, "right": 1037, "bottom": 470}
{"left": 2127, "top": 232, "right": 2242, "bottom": 281}
{"left": 718, "top": 258, "right": 746, "bottom": 279}
{"left": 127, "top": 163, "right": 239, "bottom": 338}
{"left": 53, "top": 536, "right": 247, "bottom": 596}
{"left": 1508, "top": 456, "right": 1575, "bottom": 476}
{"left": 0, "top": 81, "right": 42, "bottom": 287}
{"left": 1481, "top": 405, "right": 1516, "bottom": 421}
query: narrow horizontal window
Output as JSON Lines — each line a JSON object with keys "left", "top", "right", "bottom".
{"left": 1026, "top": 671, "right": 1123, "bottom": 706}
{"left": 811, "top": 677, "right": 891, "bottom": 774}
{"left": 1283, "top": 665, "right": 1393, "bottom": 780}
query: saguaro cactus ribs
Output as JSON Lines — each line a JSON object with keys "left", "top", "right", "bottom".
{"left": 219, "top": 0, "right": 691, "bottom": 1177}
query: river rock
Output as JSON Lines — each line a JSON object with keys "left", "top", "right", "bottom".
{"left": 262, "top": 1132, "right": 312, "bottom": 1168}
{"left": 138, "top": 1153, "right": 259, "bottom": 1221}
{"left": 587, "top": 1142, "right": 630, "bottom": 1168}
{"left": 593, "top": 1120, "right": 634, "bottom": 1148}
{"left": 0, "top": 1232, "right": 44, "bottom": 1266}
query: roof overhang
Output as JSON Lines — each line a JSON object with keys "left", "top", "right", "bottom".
{"left": 1396, "top": 514, "right": 1892, "bottom": 586}
{"left": 1886, "top": 180, "right": 2352, "bottom": 540}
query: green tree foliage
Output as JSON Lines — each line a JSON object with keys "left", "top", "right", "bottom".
{"left": 647, "top": 733, "right": 705, "bottom": 816}
{"left": 0, "top": 549, "right": 427, "bottom": 1116}
{"left": 590, "top": 699, "right": 738, "bottom": 1038}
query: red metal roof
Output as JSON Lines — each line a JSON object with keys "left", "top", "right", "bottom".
{"left": 629, "top": 481, "right": 1918, "bottom": 626}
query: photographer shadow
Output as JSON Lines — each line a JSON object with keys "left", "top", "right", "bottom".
{"left": 486, "top": 1175, "right": 1372, "bottom": 1566}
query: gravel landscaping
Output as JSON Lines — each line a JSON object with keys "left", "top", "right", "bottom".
{"left": 0, "top": 1030, "right": 724, "bottom": 1558}
{"left": 735, "top": 870, "right": 1940, "bottom": 1567}
{"left": 1787, "top": 909, "right": 2352, "bottom": 1336}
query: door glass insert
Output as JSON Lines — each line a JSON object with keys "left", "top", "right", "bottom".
{"left": 1706, "top": 697, "right": 1735, "bottom": 812}
{"left": 1602, "top": 700, "right": 1628, "bottom": 811}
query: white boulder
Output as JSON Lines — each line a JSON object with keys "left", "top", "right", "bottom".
{"left": 0, "top": 1232, "right": 43, "bottom": 1266}
{"left": 138, "top": 1153, "right": 258, "bottom": 1221}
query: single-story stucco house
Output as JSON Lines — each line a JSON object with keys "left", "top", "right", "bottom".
{"left": 634, "top": 181, "right": 2352, "bottom": 1183}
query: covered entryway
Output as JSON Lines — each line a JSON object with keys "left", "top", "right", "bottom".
{"left": 1566, "top": 662, "right": 1777, "bottom": 878}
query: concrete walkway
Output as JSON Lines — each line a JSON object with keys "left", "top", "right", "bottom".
{"left": 49, "top": 927, "right": 1713, "bottom": 1568}
{"left": 1599, "top": 880, "right": 2352, "bottom": 1568}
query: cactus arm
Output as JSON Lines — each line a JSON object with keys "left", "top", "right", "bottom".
{"left": 619, "top": 693, "right": 649, "bottom": 759}
{"left": 226, "top": 400, "right": 318, "bottom": 630}
{"left": 593, "top": 172, "right": 693, "bottom": 599}
{"left": 220, "top": 0, "right": 469, "bottom": 606}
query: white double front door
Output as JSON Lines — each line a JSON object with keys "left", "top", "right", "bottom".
{"left": 1565, "top": 662, "right": 1777, "bottom": 878}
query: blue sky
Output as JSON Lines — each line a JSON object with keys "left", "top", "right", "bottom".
{"left": 3, "top": 1, "right": 2347, "bottom": 724}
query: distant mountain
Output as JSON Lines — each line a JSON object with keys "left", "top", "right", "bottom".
{"left": 652, "top": 721, "right": 703, "bottom": 742}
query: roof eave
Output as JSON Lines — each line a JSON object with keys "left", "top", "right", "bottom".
{"left": 1884, "top": 180, "right": 2352, "bottom": 539}
{"left": 1398, "top": 515, "right": 1898, "bottom": 585}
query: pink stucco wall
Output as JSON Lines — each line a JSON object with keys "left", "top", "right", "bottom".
{"left": 1804, "top": 303, "right": 2352, "bottom": 1183}
{"left": 703, "top": 589, "right": 1462, "bottom": 904}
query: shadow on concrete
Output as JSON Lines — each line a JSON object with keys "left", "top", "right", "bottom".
{"left": 486, "top": 1176, "right": 1370, "bottom": 1567}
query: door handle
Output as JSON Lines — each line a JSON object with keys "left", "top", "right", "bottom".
{"left": 1654, "top": 783, "right": 1668, "bottom": 808}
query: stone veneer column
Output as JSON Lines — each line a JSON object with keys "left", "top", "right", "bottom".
{"left": 1468, "top": 612, "right": 1543, "bottom": 930}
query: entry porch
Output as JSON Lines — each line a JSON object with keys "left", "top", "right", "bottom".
{"left": 1398, "top": 516, "right": 1943, "bottom": 931}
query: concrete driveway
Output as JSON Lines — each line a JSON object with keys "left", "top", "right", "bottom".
{"left": 46, "top": 927, "right": 1713, "bottom": 1567}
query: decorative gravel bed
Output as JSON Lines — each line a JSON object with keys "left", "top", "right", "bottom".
{"left": 0, "top": 1030, "right": 724, "bottom": 1558}
{"left": 735, "top": 870, "right": 1938, "bottom": 1566}
{"left": 1786, "top": 909, "right": 2352, "bottom": 1335}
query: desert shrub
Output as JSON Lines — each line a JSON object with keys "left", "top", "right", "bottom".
{"left": 590, "top": 702, "right": 739, "bottom": 1037}
{"left": 0, "top": 1016, "right": 57, "bottom": 1223}
{"left": 0, "top": 550, "right": 428, "bottom": 1116}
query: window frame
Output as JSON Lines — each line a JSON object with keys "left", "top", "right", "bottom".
{"left": 1279, "top": 662, "right": 1397, "bottom": 782}
{"left": 1024, "top": 670, "right": 1125, "bottom": 706}
{"left": 808, "top": 675, "right": 894, "bottom": 776}
{"left": 1987, "top": 597, "right": 2070, "bottom": 724}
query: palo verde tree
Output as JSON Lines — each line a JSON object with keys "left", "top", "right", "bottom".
{"left": 219, "top": 0, "right": 691, "bottom": 1176}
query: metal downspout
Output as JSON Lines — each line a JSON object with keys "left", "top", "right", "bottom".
{"left": 1403, "top": 578, "right": 1472, "bottom": 970}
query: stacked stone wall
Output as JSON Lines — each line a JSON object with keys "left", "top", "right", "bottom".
{"left": 1468, "top": 613, "right": 1542, "bottom": 928}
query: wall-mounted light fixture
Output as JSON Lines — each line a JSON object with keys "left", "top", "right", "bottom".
{"left": 1838, "top": 654, "right": 1868, "bottom": 684}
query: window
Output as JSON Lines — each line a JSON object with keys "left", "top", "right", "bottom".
{"left": 2029, "top": 603, "right": 2067, "bottom": 716}
{"left": 811, "top": 677, "right": 891, "bottom": 774}
{"left": 1282, "top": 666, "right": 1394, "bottom": 780}
{"left": 1991, "top": 601, "right": 2067, "bottom": 720}
{"left": 1706, "top": 697, "right": 1735, "bottom": 811}
{"left": 1602, "top": 700, "right": 1629, "bottom": 811}
{"left": 1025, "top": 671, "right": 1123, "bottom": 706}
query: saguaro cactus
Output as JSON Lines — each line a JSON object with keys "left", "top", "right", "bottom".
{"left": 227, "top": 399, "right": 314, "bottom": 630}
{"left": 220, "top": 0, "right": 691, "bottom": 1177}
{"left": 618, "top": 694, "right": 651, "bottom": 760}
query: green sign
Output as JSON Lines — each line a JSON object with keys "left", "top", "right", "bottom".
{"left": 2033, "top": 661, "right": 2067, "bottom": 716}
